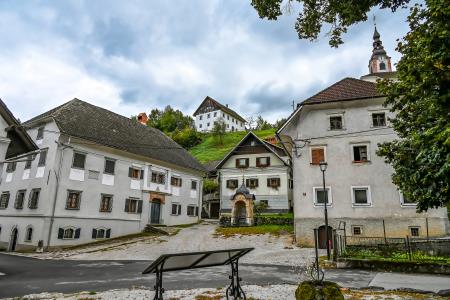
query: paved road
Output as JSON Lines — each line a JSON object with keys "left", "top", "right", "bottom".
{"left": 0, "top": 253, "right": 375, "bottom": 298}
{"left": 2, "top": 253, "right": 450, "bottom": 298}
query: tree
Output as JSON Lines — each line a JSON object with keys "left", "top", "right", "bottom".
{"left": 171, "top": 127, "right": 203, "bottom": 150}
{"left": 212, "top": 118, "right": 227, "bottom": 145}
{"left": 251, "top": 0, "right": 449, "bottom": 211}
{"left": 377, "top": 2, "right": 449, "bottom": 212}
{"left": 255, "top": 115, "right": 273, "bottom": 130}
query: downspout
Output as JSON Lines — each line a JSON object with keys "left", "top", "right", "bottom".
{"left": 46, "top": 139, "right": 70, "bottom": 250}
{"left": 198, "top": 172, "right": 203, "bottom": 223}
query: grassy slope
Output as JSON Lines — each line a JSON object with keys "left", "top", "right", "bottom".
{"left": 190, "top": 129, "right": 277, "bottom": 163}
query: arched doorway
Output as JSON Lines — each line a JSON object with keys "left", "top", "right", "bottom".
{"left": 233, "top": 201, "right": 247, "bottom": 225}
{"left": 317, "top": 225, "right": 333, "bottom": 249}
{"left": 9, "top": 227, "right": 18, "bottom": 252}
{"left": 150, "top": 199, "right": 161, "bottom": 224}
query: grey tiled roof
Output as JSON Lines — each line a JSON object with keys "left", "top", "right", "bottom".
{"left": 24, "top": 99, "right": 205, "bottom": 172}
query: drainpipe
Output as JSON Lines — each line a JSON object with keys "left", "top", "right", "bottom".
{"left": 198, "top": 175, "right": 202, "bottom": 222}
{"left": 46, "top": 139, "right": 70, "bottom": 250}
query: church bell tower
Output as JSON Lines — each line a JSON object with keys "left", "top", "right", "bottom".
{"left": 368, "top": 27, "right": 392, "bottom": 74}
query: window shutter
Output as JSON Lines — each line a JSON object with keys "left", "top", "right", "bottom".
{"left": 195, "top": 207, "right": 199, "bottom": 216}
{"left": 128, "top": 167, "right": 133, "bottom": 177}
{"left": 235, "top": 159, "right": 239, "bottom": 168}
{"left": 255, "top": 179, "right": 259, "bottom": 187}
{"left": 178, "top": 205, "right": 181, "bottom": 215}
{"left": 245, "top": 179, "right": 250, "bottom": 187}
{"left": 108, "top": 198, "right": 113, "bottom": 212}
{"left": 311, "top": 148, "right": 324, "bottom": 165}
{"left": 179, "top": 178, "right": 182, "bottom": 186}
{"left": 106, "top": 229, "right": 111, "bottom": 238}
{"left": 267, "top": 178, "right": 271, "bottom": 187}
{"left": 74, "top": 228, "right": 81, "bottom": 239}
{"left": 140, "top": 170, "right": 144, "bottom": 180}
{"left": 58, "top": 228, "right": 64, "bottom": 239}
{"left": 125, "top": 199, "right": 130, "bottom": 212}
{"left": 245, "top": 158, "right": 249, "bottom": 167}
{"left": 256, "top": 158, "right": 261, "bottom": 167}
{"left": 267, "top": 157, "right": 271, "bottom": 166}
{"left": 92, "top": 229, "right": 97, "bottom": 239}
{"left": 137, "top": 200, "right": 143, "bottom": 213}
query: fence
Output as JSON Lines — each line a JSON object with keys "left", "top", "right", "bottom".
{"left": 335, "top": 234, "right": 450, "bottom": 263}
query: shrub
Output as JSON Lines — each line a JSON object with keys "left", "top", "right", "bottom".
{"left": 295, "top": 281, "right": 344, "bottom": 300}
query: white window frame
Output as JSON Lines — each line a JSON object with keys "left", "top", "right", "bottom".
{"left": 312, "top": 186, "right": 332, "bottom": 207}
{"left": 187, "top": 205, "right": 198, "bottom": 217}
{"left": 309, "top": 145, "right": 327, "bottom": 164}
{"left": 327, "top": 113, "right": 345, "bottom": 131}
{"left": 350, "top": 143, "right": 371, "bottom": 163}
{"left": 351, "top": 186, "right": 372, "bottom": 207}
{"left": 93, "top": 227, "right": 108, "bottom": 239}
{"left": 62, "top": 227, "right": 76, "bottom": 240}
{"left": 399, "top": 192, "right": 417, "bottom": 207}
{"left": 171, "top": 203, "right": 181, "bottom": 216}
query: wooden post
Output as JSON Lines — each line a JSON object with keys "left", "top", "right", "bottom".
{"left": 406, "top": 235, "right": 412, "bottom": 261}
{"left": 382, "top": 219, "right": 387, "bottom": 244}
{"left": 426, "top": 217, "right": 429, "bottom": 240}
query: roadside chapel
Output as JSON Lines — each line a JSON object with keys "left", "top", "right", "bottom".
{"left": 230, "top": 182, "right": 255, "bottom": 226}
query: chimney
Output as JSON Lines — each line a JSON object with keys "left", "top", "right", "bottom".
{"left": 137, "top": 113, "right": 148, "bottom": 125}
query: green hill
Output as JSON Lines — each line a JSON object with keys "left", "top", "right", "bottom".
{"left": 189, "top": 129, "right": 277, "bottom": 164}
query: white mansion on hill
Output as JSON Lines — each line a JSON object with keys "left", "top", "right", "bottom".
{"left": 0, "top": 99, "right": 204, "bottom": 251}
{"left": 193, "top": 96, "right": 246, "bottom": 132}
{"left": 278, "top": 28, "right": 449, "bottom": 246}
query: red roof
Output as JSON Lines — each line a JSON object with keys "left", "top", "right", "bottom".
{"left": 302, "top": 77, "right": 382, "bottom": 105}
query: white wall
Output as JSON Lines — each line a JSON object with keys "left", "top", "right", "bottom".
{"left": 195, "top": 109, "right": 245, "bottom": 132}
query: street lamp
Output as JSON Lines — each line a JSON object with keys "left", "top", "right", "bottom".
{"left": 319, "top": 161, "right": 331, "bottom": 260}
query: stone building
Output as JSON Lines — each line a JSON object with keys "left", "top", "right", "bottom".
{"left": 0, "top": 99, "right": 204, "bottom": 251}
{"left": 193, "top": 96, "right": 246, "bottom": 132}
{"left": 277, "top": 28, "right": 449, "bottom": 246}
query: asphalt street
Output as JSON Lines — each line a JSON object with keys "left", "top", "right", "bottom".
{"left": 0, "top": 253, "right": 376, "bottom": 298}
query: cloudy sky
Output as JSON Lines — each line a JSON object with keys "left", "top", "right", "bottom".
{"left": 0, "top": 1, "right": 412, "bottom": 123}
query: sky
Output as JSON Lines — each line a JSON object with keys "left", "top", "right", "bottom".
{"left": 0, "top": 1, "right": 413, "bottom": 123}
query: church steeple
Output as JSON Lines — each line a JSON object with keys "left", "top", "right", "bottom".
{"left": 368, "top": 26, "right": 392, "bottom": 74}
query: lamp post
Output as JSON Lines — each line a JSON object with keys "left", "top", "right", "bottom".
{"left": 319, "top": 161, "right": 331, "bottom": 260}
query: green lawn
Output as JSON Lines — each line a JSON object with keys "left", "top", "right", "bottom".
{"left": 214, "top": 224, "right": 293, "bottom": 237}
{"left": 190, "top": 129, "right": 277, "bottom": 163}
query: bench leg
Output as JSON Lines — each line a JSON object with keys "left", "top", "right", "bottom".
{"left": 226, "top": 260, "right": 246, "bottom": 300}
{"left": 153, "top": 269, "right": 164, "bottom": 300}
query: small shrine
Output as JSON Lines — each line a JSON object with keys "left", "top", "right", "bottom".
{"left": 230, "top": 182, "right": 255, "bottom": 226}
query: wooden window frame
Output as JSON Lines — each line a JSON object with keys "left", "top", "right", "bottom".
{"left": 267, "top": 177, "right": 281, "bottom": 189}
{"left": 352, "top": 144, "right": 370, "bottom": 163}
{"left": 329, "top": 115, "right": 343, "bottom": 130}
{"left": 151, "top": 171, "right": 166, "bottom": 184}
{"left": 187, "top": 205, "right": 198, "bottom": 217}
{"left": 310, "top": 146, "right": 326, "bottom": 165}
{"left": 14, "top": 190, "right": 26, "bottom": 209}
{"left": 66, "top": 190, "right": 82, "bottom": 210}
{"left": 409, "top": 226, "right": 420, "bottom": 237}
{"left": 171, "top": 203, "right": 181, "bottom": 215}
{"left": 28, "top": 188, "right": 40, "bottom": 209}
{"left": 124, "top": 198, "right": 143, "bottom": 214}
{"left": 352, "top": 226, "right": 362, "bottom": 236}
{"left": 128, "top": 167, "right": 143, "bottom": 179}
{"left": 0, "top": 192, "right": 10, "bottom": 209}
{"left": 171, "top": 176, "right": 182, "bottom": 187}
{"left": 256, "top": 157, "right": 270, "bottom": 168}
{"left": 99, "top": 194, "right": 113, "bottom": 212}
{"left": 246, "top": 178, "right": 259, "bottom": 189}
{"left": 235, "top": 158, "right": 249, "bottom": 168}
{"left": 226, "top": 179, "right": 238, "bottom": 189}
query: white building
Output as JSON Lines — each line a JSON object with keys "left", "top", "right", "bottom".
{"left": 277, "top": 28, "right": 449, "bottom": 246}
{"left": 216, "top": 132, "right": 292, "bottom": 224}
{"left": 193, "top": 96, "right": 246, "bottom": 132}
{"left": 0, "top": 99, "right": 204, "bottom": 251}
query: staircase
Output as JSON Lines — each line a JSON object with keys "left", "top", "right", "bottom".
{"left": 143, "top": 224, "right": 170, "bottom": 235}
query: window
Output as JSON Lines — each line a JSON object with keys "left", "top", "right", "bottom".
{"left": 246, "top": 178, "right": 258, "bottom": 189}
{"left": 256, "top": 157, "right": 270, "bottom": 167}
{"left": 352, "top": 186, "right": 371, "bottom": 206}
{"left": 6, "top": 162, "right": 16, "bottom": 173}
{"left": 125, "top": 198, "right": 142, "bottom": 213}
{"left": 172, "top": 203, "right": 181, "bottom": 215}
{"left": 36, "top": 126, "right": 44, "bottom": 140}
{"left": 72, "top": 152, "right": 86, "bottom": 169}
{"left": 24, "top": 155, "right": 32, "bottom": 169}
{"left": 353, "top": 145, "right": 369, "bottom": 162}
{"left": 14, "top": 190, "right": 26, "bottom": 209}
{"left": 58, "top": 227, "right": 81, "bottom": 239}
{"left": 235, "top": 158, "right": 249, "bottom": 168}
{"left": 128, "top": 167, "right": 143, "bottom": 179}
{"left": 38, "top": 149, "right": 47, "bottom": 166}
{"left": 400, "top": 193, "right": 416, "bottom": 206}
{"left": 199, "top": 124, "right": 202, "bottom": 128}
{"left": 329, "top": 115, "right": 343, "bottom": 130}
{"left": 66, "top": 190, "right": 82, "bottom": 210}
{"left": 227, "top": 116, "right": 229, "bottom": 120}
{"left": 207, "top": 113, "right": 210, "bottom": 118}
{"left": 226, "top": 179, "right": 238, "bottom": 189}
{"left": 207, "top": 122, "right": 210, "bottom": 127}
{"left": 313, "top": 187, "right": 332, "bottom": 206}
{"left": 379, "top": 62, "right": 386, "bottom": 70}
{"left": 267, "top": 178, "right": 281, "bottom": 188}
{"left": 187, "top": 205, "right": 198, "bottom": 216}
{"left": 92, "top": 228, "right": 111, "bottom": 239}
{"left": 372, "top": 112, "right": 386, "bottom": 127}
{"left": 259, "top": 200, "right": 269, "bottom": 206}
{"left": 0, "top": 192, "right": 10, "bottom": 209}
{"left": 104, "top": 158, "right": 115, "bottom": 175}
{"left": 214, "top": 112, "right": 217, "bottom": 117}
{"left": 151, "top": 172, "right": 166, "bottom": 184}
{"left": 199, "top": 116, "right": 203, "bottom": 120}
{"left": 410, "top": 227, "right": 420, "bottom": 237}
{"left": 352, "top": 226, "right": 362, "bottom": 236}
{"left": 25, "top": 226, "right": 33, "bottom": 242}
{"left": 191, "top": 180, "right": 197, "bottom": 190}
{"left": 171, "top": 176, "right": 182, "bottom": 187}
{"left": 100, "top": 194, "right": 113, "bottom": 212}
{"left": 310, "top": 147, "right": 325, "bottom": 165}
{"left": 28, "top": 189, "right": 40, "bottom": 209}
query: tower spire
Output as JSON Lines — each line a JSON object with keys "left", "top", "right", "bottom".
{"left": 368, "top": 25, "right": 392, "bottom": 74}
